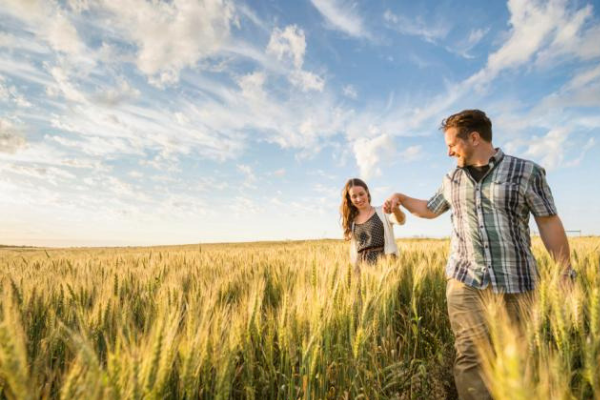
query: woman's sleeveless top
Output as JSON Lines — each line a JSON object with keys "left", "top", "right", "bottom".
{"left": 353, "top": 212, "right": 385, "bottom": 264}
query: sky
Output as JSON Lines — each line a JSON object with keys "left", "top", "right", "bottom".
{"left": 1, "top": 0, "right": 599, "bottom": 247}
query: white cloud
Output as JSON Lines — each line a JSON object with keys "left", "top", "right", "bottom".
{"left": 266, "top": 25, "right": 307, "bottom": 69}
{"left": 47, "top": 134, "right": 138, "bottom": 157}
{"left": 230, "top": 196, "right": 262, "bottom": 216}
{"left": 523, "top": 128, "right": 569, "bottom": 170}
{"left": 289, "top": 70, "right": 325, "bottom": 92}
{"left": 0, "top": 119, "right": 26, "bottom": 154}
{"left": 534, "top": 64, "right": 600, "bottom": 113}
{"left": 564, "top": 137, "right": 595, "bottom": 167}
{"left": 67, "top": 0, "right": 91, "bottom": 14}
{"left": 535, "top": 3, "right": 599, "bottom": 65}
{"left": 0, "top": 79, "right": 7, "bottom": 101}
{"left": 264, "top": 25, "right": 325, "bottom": 92}
{"left": 237, "top": 164, "right": 256, "bottom": 181}
{"left": 0, "top": 79, "right": 32, "bottom": 107}
{"left": 369, "top": 0, "right": 600, "bottom": 147}
{"left": 503, "top": 127, "right": 593, "bottom": 171}
{"left": 45, "top": 12, "right": 84, "bottom": 54}
{"left": 47, "top": 65, "right": 87, "bottom": 103}
{"left": 400, "top": 145, "right": 423, "bottom": 163}
{"left": 0, "top": 32, "right": 50, "bottom": 54}
{"left": 0, "top": 58, "right": 55, "bottom": 87}
{"left": 197, "top": 177, "right": 229, "bottom": 191}
{"left": 91, "top": 80, "right": 141, "bottom": 107}
{"left": 445, "top": 27, "right": 490, "bottom": 59}
{"left": 342, "top": 84, "right": 358, "bottom": 99}
{"left": 566, "top": 64, "right": 600, "bottom": 90}
{"left": 408, "top": 53, "right": 435, "bottom": 68}
{"left": 383, "top": 9, "right": 450, "bottom": 44}
{"left": 100, "top": 0, "right": 237, "bottom": 85}
{"left": 310, "top": 0, "right": 370, "bottom": 39}
{"left": 353, "top": 133, "right": 396, "bottom": 179}
{"left": 237, "top": 71, "right": 267, "bottom": 100}
{"left": 1, "top": 0, "right": 85, "bottom": 56}
{"left": 467, "top": 28, "right": 488, "bottom": 45}
{"left": 467, "top": 0, "right": 600, "bottom": 89}
{"left": 237, "top": 164, "right": 257, "bottom": 189}
{"left": 0, "top": 163, "right": 76, "bottom": 186}
{"left": 10, "top": 89, "right": 32, "bottom": 108}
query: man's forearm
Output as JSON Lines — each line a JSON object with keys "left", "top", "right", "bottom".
{"left": 395, "top": 193, "right": 437, "bottom": 219}
{"left": 536, "top": 215, "right": 571, "bottom": 271}
{"left": 391, "top": 205, "right": 406, "bottom": 225}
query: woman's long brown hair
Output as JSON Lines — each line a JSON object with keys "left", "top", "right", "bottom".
{"left": 340, "top": 178, "right": 371, "bottom": 241}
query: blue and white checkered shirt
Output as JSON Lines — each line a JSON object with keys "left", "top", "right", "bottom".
{"left": 427, "top": 149, "right": 557, "bottom": 293}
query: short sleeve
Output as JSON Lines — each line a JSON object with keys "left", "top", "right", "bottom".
{"left": 426, "top": 180, "right": 450, "bottom": 216}
{"left": 525, "top": 164, "right": 557, "bottom": 217}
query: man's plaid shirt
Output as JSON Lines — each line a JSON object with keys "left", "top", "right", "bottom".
{"left": 427, "top": 148, "right": 557, "bottom": 293}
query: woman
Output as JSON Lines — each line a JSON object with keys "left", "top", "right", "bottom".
{"left": 340, "top": 178, "right": 406, "bottom": 266}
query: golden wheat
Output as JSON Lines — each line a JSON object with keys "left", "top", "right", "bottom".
{"left": 0, "top": 238, "right": 598, "bottom": 399}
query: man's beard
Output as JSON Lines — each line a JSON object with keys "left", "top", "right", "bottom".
{"left": 456, "top": 148, "right": 474, "bottom": 167}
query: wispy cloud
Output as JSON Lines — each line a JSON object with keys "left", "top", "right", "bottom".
{"left": 399, "top": 145, "right": 424, "bottom": 163}
{"left": 289, "top": 70, "right": 325, "bottom": 92}
{"left": 467, "top": 0, "right": 600, "bottom": 89}
{"left": 342, "top": 84, "right": 358, "bottom": 99}
{"left": 237, "top": 164, "right": 257, "bottom": 189}
{"left": 0, "top": 118, "right": 26, "bottom": 154}
{"left": 445, "top": 27, "right": 490, "bottom": 59}
{"left": 535, "top": 64, "right": 600, "bottom": 112}
{"left": 310, "top": 0, "right": 371, "bottom": 39}
{"left": 383, "top": 9, "right": 450, "bottom": 44}
{"left": 523, "top": 128, "right": 570, "bottom": 170}
{"left": 1, "top": 0, "right": 85, "bottom": 55}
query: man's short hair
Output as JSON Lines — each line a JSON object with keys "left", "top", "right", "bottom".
{"left": 440, "top": 109, "right": 492, "bottom": 142}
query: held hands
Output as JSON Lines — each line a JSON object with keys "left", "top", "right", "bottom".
{"left": 383, "top": 193, "right": 403, "bottom": 214}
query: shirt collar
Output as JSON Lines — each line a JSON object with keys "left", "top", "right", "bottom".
{"left": 456, "top": 148, "right": 503, "bottom": 173}
{"left": 489, "top": 148, "right": 504, "bottom": 168}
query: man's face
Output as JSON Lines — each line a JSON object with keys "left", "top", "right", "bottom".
{"left": 444, "top": 127, "right": 474, "bottom": 167}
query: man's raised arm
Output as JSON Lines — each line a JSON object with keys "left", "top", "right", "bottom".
{"left": 384, "top": 193, "right": 439, "bottom": 219}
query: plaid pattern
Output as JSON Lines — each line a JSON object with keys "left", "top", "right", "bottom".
{"left": 427, "top": 149, "right": 557, "bottom": 293}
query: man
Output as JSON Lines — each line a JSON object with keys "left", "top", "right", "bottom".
{"left": 384, "top": 109, "right": 573, "bottom": 400}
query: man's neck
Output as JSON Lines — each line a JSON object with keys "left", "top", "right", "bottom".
{"left": 469, "top": 146, "right": 496, "bottom": 167}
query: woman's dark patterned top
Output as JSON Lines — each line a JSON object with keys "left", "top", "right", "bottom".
{"left": 353, "top": 212, "right": 385, "bottom": 264}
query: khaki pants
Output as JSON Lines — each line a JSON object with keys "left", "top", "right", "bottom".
{"left": 446, "top": 279, "right": 533, "bottom": 400}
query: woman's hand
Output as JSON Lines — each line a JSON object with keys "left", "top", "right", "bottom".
{"left": 383, "top": 193, "right": 404, "bottom": 213}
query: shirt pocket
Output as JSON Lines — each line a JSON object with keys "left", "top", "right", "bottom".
{"left": 489, "top": 180, "right": 521, "bottom": 212}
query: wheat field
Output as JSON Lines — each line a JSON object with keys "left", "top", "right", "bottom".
{"left": 0, "top": 237, "right": 598, "bottom": 399}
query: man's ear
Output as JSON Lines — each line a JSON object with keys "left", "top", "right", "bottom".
{"left": 470, "top": 131, "right": 481, "bottom": 146}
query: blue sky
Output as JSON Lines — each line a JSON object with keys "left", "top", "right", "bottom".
{"left": 1, "top": 0, "right": 599, "bottom": 247}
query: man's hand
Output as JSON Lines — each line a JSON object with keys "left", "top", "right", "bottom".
{"left": 384, "top": 193, "right": 404, "bottom": 213}
{"left": 384, "top": 192, "right": 439, "bottom": 219}
{"left": 559, "top": 267, "right": 577, "bottom": 289}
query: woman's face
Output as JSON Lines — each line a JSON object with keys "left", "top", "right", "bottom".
{"left": 348, "top": 186, "right": 370, "bottom": 210}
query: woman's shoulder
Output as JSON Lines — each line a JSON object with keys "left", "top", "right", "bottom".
{"left": 372, "top": 206, "right": 390, "bottom": 221}
{"left": 373, "top": 205, "right": 402, "bottom": 225}
{"left": 372, "top": 205, "right": 387, "bottom": 216}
